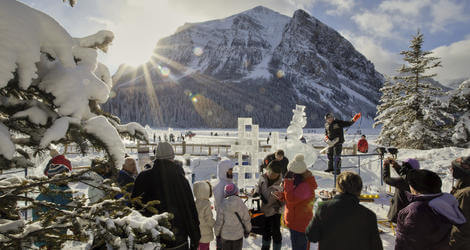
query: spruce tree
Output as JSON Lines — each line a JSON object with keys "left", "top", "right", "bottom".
{"left": 450, "top": 79, "right": 470, "bottom": 147}
{"left": 0, "top": 1, "right": 173, "bottom": 248}
{"left": 374, "top": 31, "right": 453, "bottom": 149}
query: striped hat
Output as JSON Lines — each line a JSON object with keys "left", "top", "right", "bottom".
{"left": 44, "top": 155, "right": 72, "bottom": 177}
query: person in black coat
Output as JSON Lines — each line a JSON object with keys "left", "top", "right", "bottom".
{"left": 131, "top": 142, "right": 201, "bottom": 250}
{"left": 259, "top": 150, "right": 289, "bottom": 177}
{"left": 324, "top": 113, "right": 360, "bottom": 174}
{"left": 306, "top": 172, "right": 383, "bottom": 250}
{"left": 383, "top": 158, "right": 420, "bottom": 223}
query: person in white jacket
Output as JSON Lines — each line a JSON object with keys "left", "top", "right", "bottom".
{"left": 193, "top": 181, "right": 216, "bottom": 250}
{"left": 214, "top": 183, "right": 251, "bottom": 250}
{"left": 213, "top": 159, "right": 234, "bottom": 213}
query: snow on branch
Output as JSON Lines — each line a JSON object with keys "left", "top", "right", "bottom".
{"left": 75, "top": 30, "right": 114, "bottom": 53}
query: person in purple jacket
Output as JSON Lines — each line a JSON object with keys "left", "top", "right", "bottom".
{"left": 395, "top": 169, "right": 466, "bottom": 250}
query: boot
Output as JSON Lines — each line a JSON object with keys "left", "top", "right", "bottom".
{"left": 324, "top": 168, "right": 334, "bottom": 172}
{"left": 261, "top": 240, "right": 271, "bottom": 250}
{"left": 273, "top": 242, "right": 282, "bottom": 250}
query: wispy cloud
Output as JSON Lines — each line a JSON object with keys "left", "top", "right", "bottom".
{"left": 431, "top": 37, "right": 470, "bottom": 83}
{"left": 430, "top": 0, "right": 468, "bottom": 33}
{"left": 340, "top": 30, "right": 401, "bottom": 76}
{"left": 323, "top": 0, "right": 356, "bottom": 15}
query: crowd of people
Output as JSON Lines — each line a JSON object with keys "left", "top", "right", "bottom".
{"left": 32, "top": 113, "right": 470, "bottom": 250}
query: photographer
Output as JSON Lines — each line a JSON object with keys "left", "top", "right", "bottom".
{"left": 383, "top": 158, "right": 420, "bottom": 223}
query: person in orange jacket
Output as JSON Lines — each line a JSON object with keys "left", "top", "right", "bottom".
{"left": 357, "top": 135, "right": 369, "bottom": 153}
{"left": 274, "top": 154, "right": 318, "bottom": 250}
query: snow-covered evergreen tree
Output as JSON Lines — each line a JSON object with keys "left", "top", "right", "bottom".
{"left": 449, "top": 79, "right": 470, "bottom": 147}
{"left": 0, "top": 1, "right": 173, "bottom": 248}
{"left": 374, "top": 31, "right": 453, "bottom": 149}
{"left": 373, "top": 77, "right": 398, "bottom": 146}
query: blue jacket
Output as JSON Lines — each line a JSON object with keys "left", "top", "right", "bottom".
{"left": 32, "top": 184, "right": 72, "bottom": 221}
{"left": 32, "top": 184, "right": 72, "bottom": 247}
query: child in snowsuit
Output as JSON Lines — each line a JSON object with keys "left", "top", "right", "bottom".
{"left": 33, "top": 150, "right": 73, "bottom": 248}
{"left": 214, "top": 183, "right": 251, "bottom": 250}
{"left": 194, "top": 181, "right": 216, "bottom": 250}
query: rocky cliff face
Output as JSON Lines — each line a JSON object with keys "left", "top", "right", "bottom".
{"left": 104, "top": 6, "right": 384, "bottom": 128}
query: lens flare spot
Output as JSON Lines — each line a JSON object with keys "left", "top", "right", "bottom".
{"left": 192, "top": 96, "right": 198, "bottom": 103}
{"left": 160, "top": 66, "right": 170, "bottom": 77}
{"left": 245, "top": 104, "right": 254, "bottom": 113}
{"left": 193, "top": 47, "right": 203, "bottom": 56}
{"left": 243, "top": 60, "right": 250, "bottom": 68}
{"left": 276, "top": 70, "right": 285, "bottom": 78}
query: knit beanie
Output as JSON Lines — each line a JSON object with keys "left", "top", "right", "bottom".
{"left": 267, "top": 160, "right": 282, "bottom": 174}
{"left": 451, "top": 156, "right": 470, "bottom": 179}
{"left": 288, "top": 154, "right": 307, "bottom": 174}
{"left": 403, "top": 158, "right": 420, "bottom": 170}
{"left": 224, "top": 183, "right": 239, "bottom": 198}
{"left": 155, "top": 142, "right": 175, "bottom": 160}
{"left": 44, "top": 155, "right": 72, "bottom": 177}
{"left": 407, "top": 169, "right": 442, "bottom": 194}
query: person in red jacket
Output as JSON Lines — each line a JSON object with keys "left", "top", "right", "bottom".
{"left": 357, "top": 135, "right": 369, "bottom": 153}
{"left": 275, "top": 154, "right": 318, "bottom": 250}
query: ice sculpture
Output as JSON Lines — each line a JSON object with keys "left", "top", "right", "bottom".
{"left": 279, "top": 105, "right": 317, "bottom": 167}
{"left": 231, "top": 118, "right": 260, "bottom": 187}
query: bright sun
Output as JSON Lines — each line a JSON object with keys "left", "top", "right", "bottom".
{"left": 107, "top": 35, "right": 155, "bottom": 67}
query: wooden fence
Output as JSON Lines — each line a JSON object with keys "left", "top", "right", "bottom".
{"left": 64, "top": 142, "right": 357, "bottom": 157}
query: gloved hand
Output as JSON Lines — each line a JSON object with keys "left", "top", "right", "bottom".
{"left": 352, "top": 113, "right": 361, "bottom": 122}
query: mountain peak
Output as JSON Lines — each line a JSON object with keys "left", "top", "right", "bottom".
{"left": 246, "top": 5, "right": 276, "bottom": 14}
{"left": 240, "top": 5, "right": 289, "bottom": 20}
{"left": 106, "top": 6, "right": 384, "bottom": 128}
{"left": 292, "top": 9, "right": 312, "bottom": 20}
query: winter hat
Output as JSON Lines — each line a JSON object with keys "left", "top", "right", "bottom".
{"left": 288, "top": 154, "right": 307, "bottom": 174}
{"left": 267, "top": 160, "right": 283, "bottom": 174}
{"left": 403, "top": 158, "right": 420, "bottom": 170}
{"left": 224, "top": 183, "right": 239, "bottom": 197}
{"left": 324, "top": 113, "right": 334, "bottom": 120}
{"left": 44, "top": 155, "right": 72, "bottom": 177}
{"left": 452, "top": 156, "right": 470, "bottom": 169}
{"left": 155, "top": 142, "right": 175, "bottom": 160}
{"left": 407, "top": 169, "right": 442, "bottom": 194}
{"left": 451, "top": 156, "right": 470, "bottom": 179}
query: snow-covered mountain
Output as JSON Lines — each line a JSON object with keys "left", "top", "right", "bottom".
{"left": 104, "top": 6, "right": 384, "bottom": 128}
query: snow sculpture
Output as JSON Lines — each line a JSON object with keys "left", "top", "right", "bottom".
{"left": 279, "top": 105, "right": 317, "bottom": 167}
{"left": 231, "top": 118, "right": 260, "bottom": 188}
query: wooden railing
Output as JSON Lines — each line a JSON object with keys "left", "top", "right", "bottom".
{"left": 64, "top": 142, "right": 357, "bottom": 157}
{"left": 128, "top": 142, "right": 273, "bottom": 157}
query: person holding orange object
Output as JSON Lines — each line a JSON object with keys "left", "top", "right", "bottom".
{"left": 324, "top": 112, "right": 361, "bottom": 174}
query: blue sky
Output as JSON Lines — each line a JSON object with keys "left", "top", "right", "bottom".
{"left": 19, "top": 0, "right": 470, "bottom": 85}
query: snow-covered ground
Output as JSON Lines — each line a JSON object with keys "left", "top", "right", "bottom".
{"left": 18, "top": 128, "right": 470, "bottom": 249}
